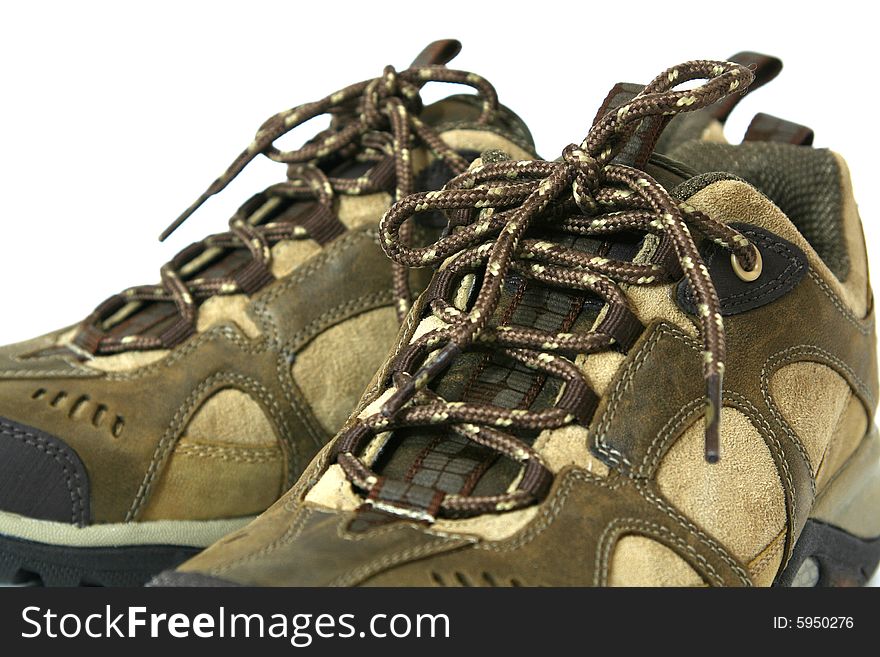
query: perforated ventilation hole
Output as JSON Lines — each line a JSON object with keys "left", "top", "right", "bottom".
{"left": 453, "top": 572, "right": 472, "bottom": 587}
{"left": 68, "top": 395, "right": 90, "bottom": 419}
{"left": 26, "top": 388, "right": 121, "bottom": 438}
{"left": 92, "top": 404, "right": 107, "bottom": 427}
{"left": 430, "top": 571, "right": 522, "bottom": 587}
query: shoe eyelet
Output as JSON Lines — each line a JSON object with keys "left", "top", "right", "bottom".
{"left": 730, "top": 245, "right": 762, "bottom": 282}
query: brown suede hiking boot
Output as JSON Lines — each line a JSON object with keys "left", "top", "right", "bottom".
{"left": 154, "top": 58, "right": 880, "bottom": 588}
{"left": 0, "top": 40, "right": 538, "bottom": 586}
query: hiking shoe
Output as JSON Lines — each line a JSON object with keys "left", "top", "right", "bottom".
{"left": 0, "top": 40, "right": 538, "bottom": 586}
{"left": 154, "top": 58, "right": 880, "bottom": 587}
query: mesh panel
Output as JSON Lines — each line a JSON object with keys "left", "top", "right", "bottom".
{"left": 667, "top": 141, "right": 847, "bottom": 279}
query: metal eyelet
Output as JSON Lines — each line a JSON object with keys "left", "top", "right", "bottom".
{"left": 730, "top": 244, "right": 762, "bottom": 282}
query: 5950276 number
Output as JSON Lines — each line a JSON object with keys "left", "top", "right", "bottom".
{"left": 796, "top": 617, "right": 853, "bottom": 629}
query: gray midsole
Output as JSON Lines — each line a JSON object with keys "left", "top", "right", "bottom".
{"left": 0, "top": 510, "right": 254, "bottom": 548}
{"left": 812, "top": 425, "right": 880, "bottom": 539}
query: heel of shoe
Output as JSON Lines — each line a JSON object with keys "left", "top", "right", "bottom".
{"left": 775, "top": 426, "right": 880, "bottom": 586}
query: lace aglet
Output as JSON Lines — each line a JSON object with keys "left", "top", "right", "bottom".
{"left": 381, "top": 342, "right": 461, "bottom": 418}
{"left": 159, "top": 194, "right": 212, "bottom": 242}
{"left": 704, "top": 372, "right": 722, "bottom": 463}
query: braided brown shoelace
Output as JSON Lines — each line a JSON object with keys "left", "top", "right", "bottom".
{"left": 74, "top": 64, "right": 499, "bottom": 355}
{"left": 332, "top": 60, "right": 758, "bottom": 521}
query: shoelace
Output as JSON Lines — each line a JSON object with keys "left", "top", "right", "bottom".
{"left": 73, "top": 64, "right": 499, "bottom": 355}
{"left": 332, "top": 60, "right": 758, "bottom": 521}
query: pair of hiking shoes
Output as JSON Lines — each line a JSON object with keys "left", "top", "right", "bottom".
{"left": 1, "top": 41, "right": 877, "bottom": 587}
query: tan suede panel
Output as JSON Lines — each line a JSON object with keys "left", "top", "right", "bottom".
{"left": 575, "top": 234, "right": 696, "bottom": 397}
{"left": 436, "top": 129, "right": 535, "bottom": 162}
{"left": 770, "top": 362, "right": 853, "bottom": 475}
{"left": 608, "top": 536, "right": 706, "bottom": 586}
{"left": 55, "top": 327, "right": 79, "bottom": 347}
{"left": 410, "top": 315, "right": 448, "bottom": 344}
{"left": 185, "top": 389, "right": 277, "bottom": 447}
{"left": 628, "top": 234, "right": 697, "bottom": 335}
{"left": 575, "top": 281, "right": 695, "bottom": 398}
{"left": 626, "top": 284, "right": 697, "bottom": 338}
{"left": 534, "top": 424, "right": 609, "bottom": 476}
{"left": 270, "top": 239, "right": 322, "bottom": 278}
{"left": 358, "top": 387, "right": 396, "bottom": 419}
{"left": 196, "top": 294, "right": 261, "bottom": 338}
{"left": 332, "top": 132, "right": 532, "bottom": 233}
{"left": 699, "top": 120, "right": 727, "bottom": 144}
{"left": 816, "top": 395, "right": 869, "bottom": 491}
{"left": 85, "top": 349, "right": 169, "bottom": 372}
{"left": 336, "top": 193, "right": 393, "bottom": 231}
{"left": 453, "top": 273, "right": 475, "bottom": 310}
{"left": 140, "top": 438, "right": 284, "bottom": 521}
{"left": 687, "top": 173, "right": 869, "bottom": 317}
{"left": 576, "top": 351, "right": 625, "bottom": 398}
{"left": 433, "top": 507, "right": 539, "bottom": 542}
{"left": 292, "top": 306, "right": 398, "bottom": 435}
{"left": 304, "top": 464, "right": 362, "bottom": 510}
{"left": 656, "top": 407, "right": 786, "bottom": 563}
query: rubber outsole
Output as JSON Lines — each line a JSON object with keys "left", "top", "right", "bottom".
{"left": 774, "top": 519, "right": 880, "bottom": 587}
{"left": 7, "top": 521, "right": 878, "bottom": 587}
{"left": 0, "top": 532, "right": 200, "bottom": 587}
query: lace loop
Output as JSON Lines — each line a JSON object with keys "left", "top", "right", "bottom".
{"left": 336, "top": 60, "right": 758, "bottom": 521}
{"left": 160, "top": 65, "right": 498, "bottom": 242}
{"left": 76, "top": 64, "right": 500, "bottom": 355}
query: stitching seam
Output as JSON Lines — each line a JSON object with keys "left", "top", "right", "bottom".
{"left": 594, "top": 323, "right": 696, "bottom": 469}
{"left": 635, "top": 479, "right": 752, "bottom": 586}
{"left": 808, "top": 270, "right": 873, "bottom": 335}
{"left": 126, "top": 371, "right": 293, "bottom": 520}
{"left": 595, "top": 517, "right": 723, "bottom": 587}
{"left": 174, "top": 443, "right": 283, "bottom": 463}
{"left": 0, "top": 422, "right": 87, "bottom": 525}
{"left": 473, "top": 469, "right": 624, "bottom": 553}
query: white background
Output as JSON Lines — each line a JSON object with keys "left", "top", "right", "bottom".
{"left": 0, "top": 1, "right": 877, "bottom": 586}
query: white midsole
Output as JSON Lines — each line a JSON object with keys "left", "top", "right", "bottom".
{"left": 0, "top": 510, "right": 254, "bottom": 548}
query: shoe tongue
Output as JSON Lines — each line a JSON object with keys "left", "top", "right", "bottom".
{"left": 591, "top": 82, "right": 669, "bottom": 170}
{"left": 419, "top": 93, "right": 535, "bottom": 158}
{"left": 409, "top": 39, "right": 462, "bottom": 67}
{"left": 590, "top": 82, "right": 693, "bottom": 190}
